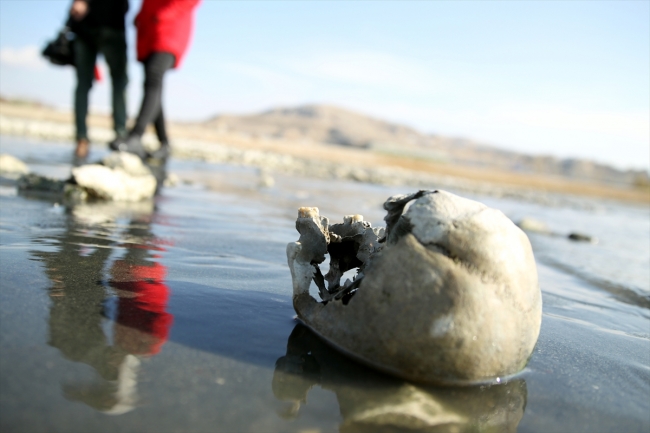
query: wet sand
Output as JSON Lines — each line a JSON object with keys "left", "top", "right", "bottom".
{"left": 0, "top": 136, "right": 649, "bottom": 432}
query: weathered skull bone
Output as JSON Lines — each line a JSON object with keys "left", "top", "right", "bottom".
{"left": 286, "top": 190, "right": 542, "bottom": 385}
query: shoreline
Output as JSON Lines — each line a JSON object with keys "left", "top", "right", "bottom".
{"left": 1, "top": 101, "right": 647, "bottom": 204}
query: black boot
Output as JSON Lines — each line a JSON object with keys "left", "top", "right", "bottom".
{"left": 109, "top": 135, "right": 147, "bottom": 159}
{"left": 148, "top": 142, "right": 171, "bottom": 160}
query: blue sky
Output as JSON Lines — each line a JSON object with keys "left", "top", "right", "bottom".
{"left": 1, "top": 1, "right": 648, "bottom": 170}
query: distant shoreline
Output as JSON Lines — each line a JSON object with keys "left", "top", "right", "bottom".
{"left": 1, "top": 100, "right": 647, "bottom": 204}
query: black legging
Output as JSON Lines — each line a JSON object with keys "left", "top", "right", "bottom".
{"left": 130, "top": 52, "right": 175, "bottom": 144}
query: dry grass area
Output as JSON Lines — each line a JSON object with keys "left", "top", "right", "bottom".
{"left": 2, "top": 101, "right": 648, "bottom": 204}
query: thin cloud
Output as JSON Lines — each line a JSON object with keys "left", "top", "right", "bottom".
{"left": 281, "top": 50, "right": 442, "bottom": 95}
{"left": 0, "top": 45, "right": 47, "bottom": 70}
{"left": 221, "top": 61, "right": 309, "bottom": 90}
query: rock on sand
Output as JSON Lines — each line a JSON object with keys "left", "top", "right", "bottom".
{"left": 0, "top": 154, "right": 29, "bottom": 178}
{"left": 70, "top": 152, "right": 157, "bottom": 202}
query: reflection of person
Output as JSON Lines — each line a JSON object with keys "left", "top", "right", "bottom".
{"left": 109, "top": 221, "right": 173, "bottom": 356}
{"left": 273, "top": 324, "right": 528, "bottom": 432}
{"left": 68, "top": 0, "right": 129, "bottom": 159}
{"left": 32, "top": 204, "right": 172, "bottom": 414}
{"left": 111, "top": 0, "right": 201, "bottom": 160}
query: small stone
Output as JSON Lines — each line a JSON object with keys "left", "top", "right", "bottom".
{"left": 17, "top": 173, "right": 65, "bottom": 194}
{"left": 516, "top": 217, "right": 551, "bottom": 234}
{"left": 0, "top": 154, "right": 29, "bottom": 178}
{"left": 102, "top": 151, "right": 152, "bottom": 177}
{"left": 163, "top": 172, "right": 180, "bottom": 187}
{"left": 568, "top": 232, "right": 597, "bottom": 243}
{"left": 258, "top": 168, "right": 275, "bottom": 188}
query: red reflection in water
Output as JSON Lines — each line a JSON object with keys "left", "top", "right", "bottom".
{"left": 110, "top": 260, "right": 173, "bottom": 356}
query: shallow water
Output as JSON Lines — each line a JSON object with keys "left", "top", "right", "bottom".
{"left": 0, "top": 136, "right": 648, "bottom": 432}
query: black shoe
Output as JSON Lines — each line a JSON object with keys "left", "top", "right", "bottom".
{"left": 109, "top": 135, "right": 146, "bottom": 159}
{"left": 148, "top": 143, "right": 171, "bottom": 160}
{"left": 72, "top": 155, "right": 88, "bottom": 167}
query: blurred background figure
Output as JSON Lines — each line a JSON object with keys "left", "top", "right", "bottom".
{"left": 110, "top": 0, "right": 201, "bottom": 160}
{"left": 68, "top": 0, "right": 129, "bottom": 160}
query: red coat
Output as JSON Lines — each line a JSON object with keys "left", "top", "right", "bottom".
{"left": 135, "top": 0, "right": 200, "bottom": 68}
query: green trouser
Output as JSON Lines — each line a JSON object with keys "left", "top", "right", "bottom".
{"left": 74, "top": 27, "right": 128, "bottom": 141}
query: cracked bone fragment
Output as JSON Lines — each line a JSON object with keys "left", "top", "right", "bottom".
{"left": 287, "top": 207, "right": 330, "bottom": 297}
{"left": 286, "top": 190, "right": 542, "bottom": 385}
{"left": 324, "top": 214, "right": 384, "bottom": 296}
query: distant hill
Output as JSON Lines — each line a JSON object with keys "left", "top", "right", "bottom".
{"left": 204, "top": 104, "right": 648, "bottom": 187}
{"left": 205, "top": 105, "right": 424, "bottom": 148}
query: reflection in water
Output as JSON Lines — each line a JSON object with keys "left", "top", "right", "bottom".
{"left": 274, "top": 324, "right": 527, "bottom": 433}
{"left": 109, "top": 220, "right": 173, "bottom": 358}
{"left": 31, "top": 163, "right": 173, "bottom": 414}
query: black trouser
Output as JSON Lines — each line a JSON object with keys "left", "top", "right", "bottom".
{"left": 130, "top": 52, "right": 175, "bottom": 144}
{"left": 74, "top": 27, "right": 128, "bottom": 141}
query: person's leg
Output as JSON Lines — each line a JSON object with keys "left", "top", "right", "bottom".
{"left": 153, "top": 106, "right": 168, "bottom": 145}
{"left": 110, "top": 52, "right": 174, "bottom": 158}
{"left": 147, "top": 107, "right": 171, "bottom": 159}
{"left": 73, "top": 36, "right": 97, "bottom": 157}
{"left": 97, "top": 27, "right": 128, "bottom": 139}
{"left": 130, "top": 52, "right": 175, "bottom": 138}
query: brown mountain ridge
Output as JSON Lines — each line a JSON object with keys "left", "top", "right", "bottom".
{"left": 204, "top": 104, "right": 648, "bottom": 188}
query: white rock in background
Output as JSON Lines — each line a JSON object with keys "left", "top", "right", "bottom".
{"left": 0, "top": 154, "right": 29, "bottom": 178}
{"left": 102, "top": 151, "right": 152, "bottom": 176}
{"left": 163, "top": 172, "right": 180, "bottom": 187}
{"left": 517, "top": 217, "right": 551, "bottom": 234}
{"left": 258, "top": 173, "right": 275, "bottom": 188}
{"left": 71, "top": 154, "right": 156, "bottom": 202}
